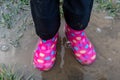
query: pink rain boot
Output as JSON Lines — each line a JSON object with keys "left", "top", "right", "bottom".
{"left": 65, "top": 25, "right": 96, "bottom": 65}
{"left": 33, "top": 33, "right": 58, "bottom": 71}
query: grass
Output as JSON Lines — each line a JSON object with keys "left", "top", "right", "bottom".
{"left": 0, "top": 0, "right": 31, "bottom": 47}
{"left": 0, "top": 0, "right": 30, "bottom": 29}
{"left": 0, "top": 0, "right": 120, "bottom": 29}
{"left": 0, "top": 0, "right": 120, "bottom": 79}
{"left": 59, "top": 0, "right": 120, "bottom": 17}
{"left": 60, "top": 0, "right": 63, "bottom": 17}
{"left": 95, "top": 0, "right": 120, "bottom": 17}
{"left": 0, "top": 64, "right": 34, "bottom": 80}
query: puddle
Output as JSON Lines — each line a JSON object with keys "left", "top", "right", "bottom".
{"left": 59, "top": 26, "right": 66, "bottom": 68}
{"left": 60, "top": 41, "right": 65, "bottom": 69}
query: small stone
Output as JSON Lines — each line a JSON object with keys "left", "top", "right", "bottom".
{"left": 108, "top": 58, "right": 112, "bottom": 61}
{"left": 18, "top": 33, "right": 24, "bottom": 39}
{"left": 0, "top": 44, "right": 9, "bottom": 52}
{"left": 104, "top": 16, "right": 114, "bottom": 20}
{"left": 96, "top": 28, "right": 102, "bottom": 33}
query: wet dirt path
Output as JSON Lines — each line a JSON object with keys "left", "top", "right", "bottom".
{"left": 0, "top": 12, "right": 120, "bottom": 80}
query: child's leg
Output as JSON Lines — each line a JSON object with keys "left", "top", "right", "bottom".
{"left": 63, "top": 0, "right": 96, "bottom": 65}
{"left": 63, "top": 0, "right": 94, "bottom": 30}
{"left": 30, "top": 0, "right": 60, "bottom": 40}
{"left": 30, "top": 0, "right": 60, "bottom": 71}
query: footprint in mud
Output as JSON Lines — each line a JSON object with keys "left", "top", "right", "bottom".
{"left": 66, "top": 67, "right": 84, "bottom": 80}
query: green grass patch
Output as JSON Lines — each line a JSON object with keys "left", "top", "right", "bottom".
{"left": 0, "top": 64, "right": 34, "bottom": 80}
{"left": 0, "top": 0, "right": 30, "bottom": 29}
{"left": 95, "top": 0, "right": 120, "bottom": 17}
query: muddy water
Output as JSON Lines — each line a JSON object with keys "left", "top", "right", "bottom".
{"left": 0, "top": 12, "right": 120, "bottom": 80}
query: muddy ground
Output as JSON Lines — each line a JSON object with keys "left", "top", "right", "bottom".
{"left": 0, "top": 11, "right": 120, "bottom": 80}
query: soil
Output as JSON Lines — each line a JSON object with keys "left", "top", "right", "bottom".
{"left": 0, "top": 11, "right": 120, "bottom": 80}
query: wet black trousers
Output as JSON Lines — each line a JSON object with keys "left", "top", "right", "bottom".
{"left": 30, "top": 0, "right": 94, "bottom": 40}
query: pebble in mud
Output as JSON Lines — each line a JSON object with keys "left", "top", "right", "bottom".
{"left": 108, "top": 58, "right": 112, "bottom": 62}
{"left": 0, "top": 40, "right": 17, "bottom": 63}
{"left": 104, "top": 16, "right": 114, "bottom": 20}
{"left": 96, "top": 28, "right": 102, "bottom": 33}
{"left": 0, "top": 44, "right": 9, "bottom": 52}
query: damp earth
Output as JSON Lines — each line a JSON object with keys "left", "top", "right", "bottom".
{"left": 0, "top": 12, "right": 120, "bottom": 80}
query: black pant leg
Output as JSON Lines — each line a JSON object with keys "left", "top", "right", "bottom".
{"left": 30, "top": 0, "right": 60, "bottom": 40}
{"left": 63, "top": 0, "right": 94, "bottom": 30}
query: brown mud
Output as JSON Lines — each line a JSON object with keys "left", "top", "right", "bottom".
{"left": 0, "top": 12, "right": 120, "bottom": 80}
